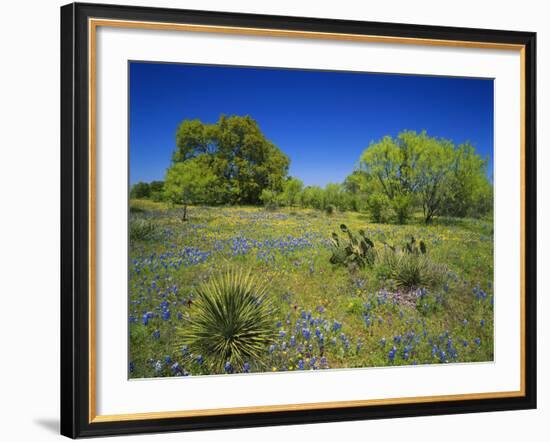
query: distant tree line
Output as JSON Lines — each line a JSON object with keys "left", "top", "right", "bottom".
{"left": 130, "top": 115, "right": 492, "bottom": 224}
{"left": 129, "top": 180, "right": 165, "bottom": 201}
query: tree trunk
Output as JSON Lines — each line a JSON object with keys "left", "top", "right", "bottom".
{"left": 182, "top": 204, "right": 188, "bottom": 222}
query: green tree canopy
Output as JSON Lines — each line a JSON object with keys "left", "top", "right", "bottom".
{"left": 358, "top": 131, "right": 492, "bottom": 223}
{"left": 279, "top": 177, "right": 303, "bottom": 207}
{"left": 171, "top": 115, "right": 290, "bottom": 205}
{"left": 164, "top": 155, "right": 220, "bottom": 206}
{"left": 130, "top": 181, "right": 151, "bottom": 199}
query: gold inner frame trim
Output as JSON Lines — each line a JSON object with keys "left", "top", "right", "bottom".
{"left": 88, "top": 17, "right": 527, "bottom": 424}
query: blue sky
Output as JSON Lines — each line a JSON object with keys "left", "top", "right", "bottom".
{"left": 129, "top": 62, "right": 493, "bottom": 187}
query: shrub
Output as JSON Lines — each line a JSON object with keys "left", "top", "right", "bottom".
{"left": 390, "top": 194, "right": 415, "bottom": 224}
{"left": 366, "top": 192, "right": 391, "bottom": 223}
{"left": 129, "top": 218, "right": 158, "bottom": 241}
{"left": 260, "top": 188, "right": 279, "bottom": 210}
{"left": 176, "top": 269, "right": 276, "bottom": 373}
{"left": 377, "top": 247, "right": 446, "bottom": 290}
{"left": 325, "top": 204, "right": 336, "bottom": 216}
{"left": 129, "top": 206, "right": 145, "bottom": 214}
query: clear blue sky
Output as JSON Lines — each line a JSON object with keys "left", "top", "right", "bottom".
{"left": 129, "top": 62, "right": 493, "bottom": 186}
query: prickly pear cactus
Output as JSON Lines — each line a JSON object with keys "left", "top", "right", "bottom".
{"left": 329, "top": 224, "right": 376, "bottom": 269}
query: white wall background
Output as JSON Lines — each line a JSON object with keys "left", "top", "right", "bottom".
{"left": 0, "top": 0, "right": 546, "bottom": 440}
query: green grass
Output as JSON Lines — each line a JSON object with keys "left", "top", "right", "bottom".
{"left": 128, "top": 200, "right": 493, "bottom": 378}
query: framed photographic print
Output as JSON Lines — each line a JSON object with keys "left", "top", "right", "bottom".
{"left": 60, "top": 2, "right": 537, "bottom": 438}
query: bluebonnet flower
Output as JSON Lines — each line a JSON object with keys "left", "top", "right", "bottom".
{"left": 463, "top": 319, "right": 468, "bottom": 326}
{"left": 154, "top": 360, "right": 163, "bottom": 373}
{"left": 224, "top": 361, "right": 232, "bottom": 373}
{"left": 165, "top": 356, "right": 171, "bottom": 364}
{"left": 332, "top": 321, "right": 342, "bottom": 332}
{"left": 388, "top": 346, "right": 397, "bottom": 362}
{"left": 181, "top": 345, "right": 189, "bottom": 356}
{"left": 152, "top": 329, "right": 160, "bottom": 339}
{"left": 196, "top": 355, "right": 204, "bottom": 365}
{"left": 302, "top": 328, "right": 311, "bottom": 340}
{"left": 480, "top": 319, "right": 485, "bottom": 327}
{"left": 170, "top": 362, "right": 180, "bottom": 374}
{"left": 162, "top": 310, "right": 170, "bottom": 321}
{"left": 380, "top": 337, "right": 386, "bottom": 347}
{"left": 243, "top": 362, "right": 250, "bottom": 373}
{"left": 438, "top": 350, "right": 446, "bottom": 363}
{"left": 290, "top": 336, "right": 296, "bottom": 347}
{"left": 129, "top": 361, "right": 135, "bottom": 373}
{"left": 394, "top": 335, "right": 402, "bottom": 345}
{"left": 474, "top": 338, "right": 481, "bottom": 346}
{"left": 142, "top": 313, "right": 150, "bottom": 326}
{"left": 298, "top": 359, "right": 305, "bottom": 370}
{"left": 279, "top": 330, "right": 286, "bottom": 338}
{"left": 268, "top": 344, "right": 276, "bottom": 354}
{"left": 276, "top": 321, "right": 282, "bottom": 328}
{"left": 310, "top": 356, "right": 317, "bottom": 367}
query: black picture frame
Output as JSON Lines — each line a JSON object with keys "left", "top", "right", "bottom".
{"left": 61, "top": 2, "right": 537, "bottom": 438}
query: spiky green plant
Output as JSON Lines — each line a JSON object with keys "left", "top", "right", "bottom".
{"left": 377, "top": 247, "right": 447, "bottom": 289}
{"left": 329, "top": 224, "right": 376, "bottom": 269}
{"left": 129, "top": 218, "right": 158, "bottom": 241}
{"left": 176, "top": 269, "right": 276, "bottom": 373}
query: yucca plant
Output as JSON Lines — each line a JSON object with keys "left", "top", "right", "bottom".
{"left": 378, "top": 247, "right": 446, "bottom": 290}
{"left": 129, "top": 218, "right": 158, "bottom": 241}
{"left": 176, "top": 269, "right": 276, "bottom": 373}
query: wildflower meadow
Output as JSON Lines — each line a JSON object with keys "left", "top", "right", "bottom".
{"left": 128, "top": 62, "right": 494, "bottom": 379}
{"left": 128, "top": 202, "right": 493, "bottom": 378}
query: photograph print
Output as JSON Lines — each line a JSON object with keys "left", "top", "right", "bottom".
{"left": 128, "top": 62, "right": 494, "bottom": 379}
